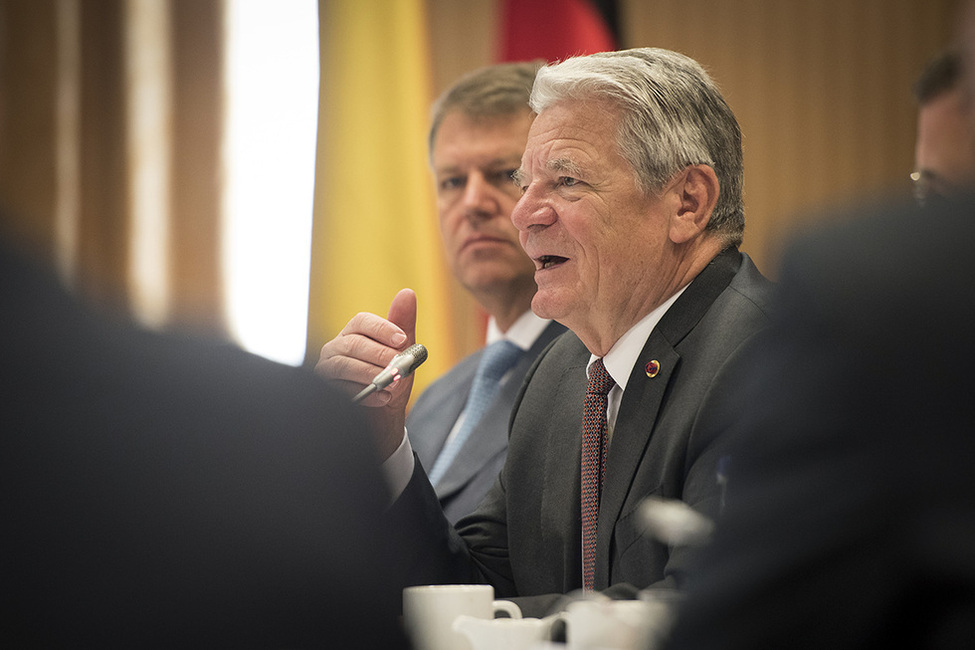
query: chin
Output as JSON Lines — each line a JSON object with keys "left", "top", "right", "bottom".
{"left": 530, "top": 292, "right": 566, "bottom": 322}
{"left": 462, "top": 266, "right": 528, "bottom": 291}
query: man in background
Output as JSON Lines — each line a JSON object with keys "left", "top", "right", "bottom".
{"left": 405, "top": 61, "right": 565, "bottom": 524}
{"left": 912, "top": 48, "right": 975, "bottom": 203}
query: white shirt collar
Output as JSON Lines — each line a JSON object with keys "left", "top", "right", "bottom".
{"left": 586, "top": 284, "right": 689, "bottom": 391}
{"left": 485, "top": 310, "right": 552, "bottom": 352}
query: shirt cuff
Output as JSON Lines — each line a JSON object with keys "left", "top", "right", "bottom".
{"left": 381, "top": 428, "right": 415, "bottom": 503}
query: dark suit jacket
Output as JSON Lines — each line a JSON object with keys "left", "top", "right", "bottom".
{"left": 664, "top": 197, "right": 975, "bottom": 649}
{"left": 0, "top": 241, "right": 411, "bottom": 647}
{"left": 408, "top": 320, "right": 566, "bottom": 523}
{"left": 392, "top": 249, "right": 774, "bottom": 617}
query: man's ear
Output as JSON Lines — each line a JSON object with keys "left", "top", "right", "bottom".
{"left": 669, "top": 165, "right": 720, "bottom": 244}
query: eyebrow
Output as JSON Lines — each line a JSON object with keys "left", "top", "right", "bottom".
{"left": 513, "top": 157, "right": 585, "bottom": 188}
{"left": 435, "top": 156, "right": 522, "bottom": 177}
{"left": 547, "top": 157, "right": 584, "bottom": 178}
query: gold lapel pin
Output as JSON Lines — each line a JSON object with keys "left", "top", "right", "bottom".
{"left": 645, "top": 360, "right": 660, "bottom": 378}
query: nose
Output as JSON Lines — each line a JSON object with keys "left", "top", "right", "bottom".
{"left": 462, "top": 172, "right": 497, "bottom": 221}
{"left": 510, "top": 181, "right": 556, "bottom": 233}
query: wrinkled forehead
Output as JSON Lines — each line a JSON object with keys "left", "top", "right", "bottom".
{"left": 519, "top": 99, "right": 624, "bottom": 169}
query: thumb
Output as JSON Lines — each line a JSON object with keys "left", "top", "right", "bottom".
{"left": 387, "top": 288, "right": 417, "bottom": 348}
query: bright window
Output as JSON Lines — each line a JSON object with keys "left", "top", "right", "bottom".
{"left": 223, "top": 0, "right": 319, "bottom": 365}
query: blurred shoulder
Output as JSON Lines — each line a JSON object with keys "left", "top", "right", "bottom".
{"left": 779, "top": 194, "right": 975, "bottom": 291}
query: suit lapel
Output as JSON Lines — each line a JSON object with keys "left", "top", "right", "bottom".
{"left": 595, "top": 249, "right": 741, "bottom": 581}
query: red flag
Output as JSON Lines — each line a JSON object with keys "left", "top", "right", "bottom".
{"left": 496, "top": 0, "right": 618, "bottom": 63}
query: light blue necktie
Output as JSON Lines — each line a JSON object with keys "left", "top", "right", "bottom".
{"left": 427, "top": 340, "right": 522, "bottom": 486}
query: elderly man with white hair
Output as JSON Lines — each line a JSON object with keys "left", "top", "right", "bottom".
{"left": 317, "top": 47, "right": 774, "bottom": 617}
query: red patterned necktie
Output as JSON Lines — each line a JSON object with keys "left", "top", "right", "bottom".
{"left": 581, "top": 357, "right": 615, "bottom": 592}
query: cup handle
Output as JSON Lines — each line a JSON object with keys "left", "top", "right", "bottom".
{"left": 492, "top": 599, "right": 522, "bottom": 619}
{"left": 549, "top": 611, "right": 569, "bottom": 642}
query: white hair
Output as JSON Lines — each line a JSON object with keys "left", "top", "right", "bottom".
{"left": 530, "top": 48, "right": 744, "bottom": 245}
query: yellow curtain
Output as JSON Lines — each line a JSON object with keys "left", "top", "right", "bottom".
{"left": 308, "top": 0, "right": 456, "bottom": 394}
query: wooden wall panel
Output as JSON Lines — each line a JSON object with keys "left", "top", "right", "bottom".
{"left": 169, "top": 0, "right": 225, "bottom": 335}
{"left": 0, "top": 0, "right": 228, "bottom": 332}
{"left": 427, "top": 0, "right": 496, "bottom": 97}
{"left": 77, "top": 0, "right": 130, "bottom": 313}
{"left": 0, "top": 0, "right": 59, "bottom": 259}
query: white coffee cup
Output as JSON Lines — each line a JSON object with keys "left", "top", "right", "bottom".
{"left": 403, "top": 584, "right": 522, "bottom": 650}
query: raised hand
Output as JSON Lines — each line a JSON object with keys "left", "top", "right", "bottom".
{"left": 316, "top": 288, "right": 418, "bottom": 459}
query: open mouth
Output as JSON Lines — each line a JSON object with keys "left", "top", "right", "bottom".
{"left": 538, "top": 255, "right": 568, "bottom": 270}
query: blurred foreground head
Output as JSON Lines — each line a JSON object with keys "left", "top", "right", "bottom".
{"left": 912, "top": 48, "right": 975, "bottom": 203}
